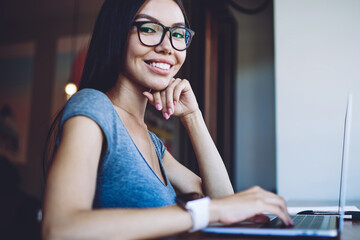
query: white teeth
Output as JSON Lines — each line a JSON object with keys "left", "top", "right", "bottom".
{"left": 150, "top": 62, "right": 171, "bottom": 70}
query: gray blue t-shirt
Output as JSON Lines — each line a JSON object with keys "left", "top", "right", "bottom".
{"left": 59, "top": 88, "right": 177, "bottom": 209}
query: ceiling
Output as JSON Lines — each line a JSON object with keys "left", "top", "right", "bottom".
{"left": 0, "top": 0, "right": 105, "bottom": 42}
{"left": 1, "top": 0, "right": 104, "bottom": 23}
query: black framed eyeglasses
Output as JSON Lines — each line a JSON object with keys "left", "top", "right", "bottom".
{"left": 132, "top": 21, "right": 195, "bottom": 51}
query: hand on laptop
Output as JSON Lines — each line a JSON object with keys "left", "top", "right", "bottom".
{"left": 209, "top": 186, "right": 294, "bottom": 226}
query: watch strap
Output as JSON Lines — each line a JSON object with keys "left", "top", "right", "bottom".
{"left": 185, "top": 196, "right": 210, "bottom": 232}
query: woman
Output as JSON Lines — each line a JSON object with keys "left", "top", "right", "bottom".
{"left": 42, "top": 0, "right": 293, "bottom": 239}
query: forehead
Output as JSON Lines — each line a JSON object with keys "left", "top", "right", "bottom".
{"left": 138, "top": 0, "right": 185, "bottom": 25}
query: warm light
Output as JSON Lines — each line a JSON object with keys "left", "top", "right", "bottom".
{"left": 65, "top": 82, "right": 78, "bottom": 96}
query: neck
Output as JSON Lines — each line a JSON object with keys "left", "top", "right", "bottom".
{"left": 106, "top": 74, "right": 149, "bottom": 123}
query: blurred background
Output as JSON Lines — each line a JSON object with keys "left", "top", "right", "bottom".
{"left": 0, "top": 0, "right": 359, "bottom": 238}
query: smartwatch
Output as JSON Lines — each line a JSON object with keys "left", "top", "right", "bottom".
{"left": 176, "top": 192, "right": 210, "bottom": 232}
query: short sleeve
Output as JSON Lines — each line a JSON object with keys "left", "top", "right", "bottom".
{"left": 58, "top": 88, "right": 117, "bottom": 154}
{"left": 148, "top": 131, "right": 167, "bottom": 159}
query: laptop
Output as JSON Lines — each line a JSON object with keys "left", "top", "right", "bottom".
{"left": 203, "top": 94, "right": 353, "bottom": 237}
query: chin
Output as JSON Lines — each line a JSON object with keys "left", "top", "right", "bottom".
{"left": 148, "top": 76, "right": 174, "bottom": 91}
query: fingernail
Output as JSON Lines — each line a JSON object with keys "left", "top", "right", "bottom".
{"left": 156, "top": 104, "right": 162, "bottom": 111}
{"left": 168, "top": 108, "right": 173, "bottom": 115}
{"left": 164, "top": 112, "right": 169, "bottom": 120}
{"left": 287, "top": 220, "right": 294, "bottom": 226}
{"left": 173, "top": 100, "right": 177, "bottom": 106}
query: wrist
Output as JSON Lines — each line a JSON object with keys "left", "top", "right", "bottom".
{"left": 180, "top": 109, "right": 202, "bottom": 127}
{"left": 209, "top": 199, "right": 220, "bottom": 223}
{"left": 176, "top": 192, "right": 210, "bottom": 232}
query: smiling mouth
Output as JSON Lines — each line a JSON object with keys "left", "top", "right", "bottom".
{"left": 145, "top": 61, "right": 172, "bottom": 70}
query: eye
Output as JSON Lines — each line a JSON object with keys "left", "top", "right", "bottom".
{"left": 139, "top": 26, "right": 156, "bottom": 34}
{"left": 172, "top": 33, "right": 185, "bottom": 39}
{"left": 138, "top": 22, "right": 163, "bottom": 35}
{"left": 172, "top": 28, "right": 186, "bottom": 39}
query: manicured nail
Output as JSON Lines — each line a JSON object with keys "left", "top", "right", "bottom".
{"left": 156, "top": 104, "right": 162, "bottom": 111}
{"left": 164, "top": 112, "right": 169, "bottom": 120}
{"left": 173, "top": 100, "right": 177, "bottom": 106}
{"left": 287, "top": 219, "right": 294, "bottom": 226}
{"left": 168, "top": 108, "right": 173, "bottom": 115}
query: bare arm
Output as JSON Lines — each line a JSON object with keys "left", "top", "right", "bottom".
{"left": 43, "top": 116, "right": 293, "bottom": 240}
{"left": 144, "top": 78, "right": 233, "bottom": 198}
{"left": 143, "top": 78, "right": 293, "bottom": 227}
{"left": 42, "top": 116, "right": 193, "bottom": 240}
{"left": 162, "top": 150, "right": 203, "bottom": 194}
{"left": 179, "top": 109, "right": 234, "bottom": 197}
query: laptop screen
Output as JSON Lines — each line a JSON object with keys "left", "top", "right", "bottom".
{"left": 338, "top": 93, "right": 352, "bottom": 231}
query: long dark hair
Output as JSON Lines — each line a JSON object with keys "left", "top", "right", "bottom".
{"left": 43, "top": 0, "right": 190, "bottom": 179}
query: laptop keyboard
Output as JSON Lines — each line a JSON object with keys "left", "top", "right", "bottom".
{"left": 263, "top": 215, "right": 325, "bottom": 229}
{"left": 294, "top": 215, "right": 324, "bottom": 229}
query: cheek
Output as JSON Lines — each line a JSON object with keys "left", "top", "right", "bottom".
{"left": 125, "top": 33, "right": 147, "bottom": 58}
{"left": 171, "top": 53, "right": 186, "bottom": 77}
{"left": 176, "top": 51, "right": 186, "bottom": 69}
{"left": 123, "top": 38, "right": 147, "bottom": 71}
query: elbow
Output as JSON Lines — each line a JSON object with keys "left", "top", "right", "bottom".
{"left": 42, "top": 226, "right": 56, "bottom": 240}
{"left": 42, "top": 224, "right": 61, "bottom": 240}
{"left": 42, "top": 221, "right": 71, "bottom": 240}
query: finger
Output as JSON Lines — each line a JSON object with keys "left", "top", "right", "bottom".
{"left": 173, "top": 78, "right": 189, "bottom": 103}
{"left": 248, "top": 186, "right": 290, "bottom": 218}
{"left": 262, "top": 203, "right": 293, "bottom": 226}
{"left": 246, "top": 214, "right": 270, "bottom": 223}
{"left": 247, "top": 187, "right": 293, "bottom": 226}
{"left": 165, "top": 78, "right": 181, "bottom": 115}
{"left": 153, "top": 91, "right": 163, "bottom": 111}
{"left": 142, "top": 91, "right": 154, "bottom": 104}
{"left": 255, "top": 197, "right": 292, "bottom": 226}
{"left": 261, "top": 191, "right": 291, "bottom": 222}
{"left": 160, "top": 91, "right": 169, "bottom": 119}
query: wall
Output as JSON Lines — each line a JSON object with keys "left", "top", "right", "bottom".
{"left": 229, "top": 1, "right": 276, "bottom": 192}
{"left": 0, "top": 0, "right": 102, "bottom": 200}
{"left": 275, "top": 0, "right": 360, "bottom": 201}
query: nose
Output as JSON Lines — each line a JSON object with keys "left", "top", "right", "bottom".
{"left": 155, "top": 31, "right": 173, "bottom": 54}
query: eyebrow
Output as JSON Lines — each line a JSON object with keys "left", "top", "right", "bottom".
{"left": 134, "top": 14, "right": 186, "bottom": 27}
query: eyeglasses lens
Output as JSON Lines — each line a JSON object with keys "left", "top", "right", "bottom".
{"left": 138, "top": 22, "right": 192, "bottom": 51}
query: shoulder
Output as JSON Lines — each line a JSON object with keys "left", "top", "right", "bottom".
{"left": 62, "top": 88, "right": 115, "bottom": 121}
{"left": 60, "top": 88, "right": 117, "bottom": 143}
{"left": 64, "top": 88, "right": 112, "bottom": 113}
